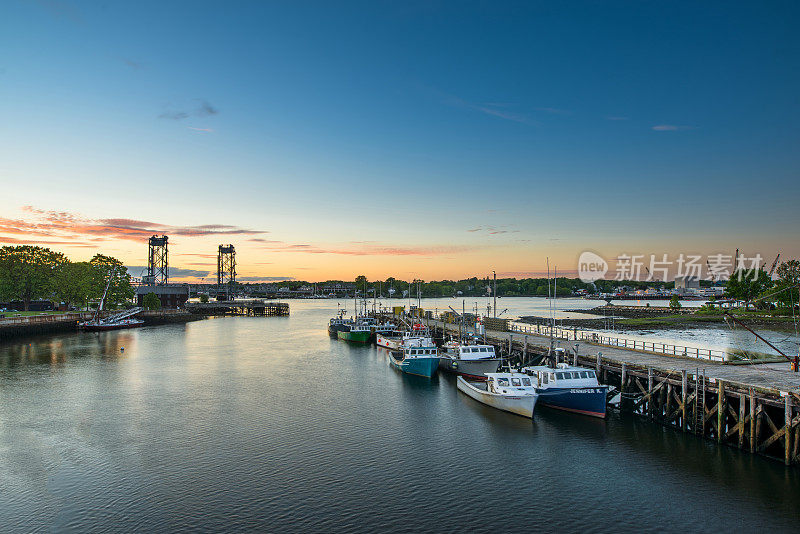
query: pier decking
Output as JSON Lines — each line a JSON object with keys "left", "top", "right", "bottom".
{"left": 403, "top": 314, "right": 800, "bottom": 466}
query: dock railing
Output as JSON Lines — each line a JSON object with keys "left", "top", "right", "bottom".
{"left": 508, "top": 322, "right": 727, "bottom": 362}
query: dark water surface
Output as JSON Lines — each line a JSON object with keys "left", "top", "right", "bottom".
{"left": 1, "top": 301, "right": 798, "bottom": 533}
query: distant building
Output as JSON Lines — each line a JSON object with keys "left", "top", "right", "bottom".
{"left": 136, "top": 284, "right": 189, "bottom": 309}
{"left": 674, "top": 276, "right": 700, "bottom": 295}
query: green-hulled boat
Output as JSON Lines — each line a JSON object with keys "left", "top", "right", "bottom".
{"left": 337, "top": 324, "right": 371, "bottom": 343}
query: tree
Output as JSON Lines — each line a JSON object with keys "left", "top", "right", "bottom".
{"left": 669, "top": 295, "right": 682, "bottom": 309}
{"left": 53, "top": 261, "right": 101, "bottom": 310}
{"left": 0, "top": 245, "right": 68, "bottom": 310}
{"left": 142, "top": 292, "right": 161, "bottom": 310}
{"left": 726, "top": 268, "right": 772, "bottom": 309}
{"left": 199, "top": 293, "right": 210, "bottom": 303}
{"left": 90, "top": 254, "right": 134, "bottom": 308}
{"left": 772, "top": 260, "right": 800, "bottom": 308}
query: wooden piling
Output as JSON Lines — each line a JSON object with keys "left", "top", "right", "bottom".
{"left": 786, "top": 395, "right": 793, "bottom": 466}
{"left": 717, "top": 380, "right": 725, "bottom": 443}
{"left": 750, "top": 388, "right": 756, "bottom": 453}
{"left": 648, "top": 367, "right": 654, "bottom": 420}
{"left": 738, "top": 393, "right": 746, "bottom": 449}
{"left": 681, "top": 370, "right": 687, "bottom": 432}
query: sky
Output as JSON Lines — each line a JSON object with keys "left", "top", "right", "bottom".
{"left": 1, "top": 1, "right": 798, "bottom": 283}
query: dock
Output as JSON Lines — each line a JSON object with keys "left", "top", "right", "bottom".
{"left": 185, "top": 299, "right": 289, "bottom": 317}
{"left": 382, "top": 312, "right": 800, "bottom": 466}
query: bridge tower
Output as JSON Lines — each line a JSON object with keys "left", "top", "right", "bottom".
{"left": 217, "top": 244, "right": 236, "bottom": 300}
{"left": 146, "top": 235, "right": 169, "bottom": 285}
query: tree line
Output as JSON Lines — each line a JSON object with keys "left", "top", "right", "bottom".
{"left": 0, "top": 245, "right": 133, "bottom": 311}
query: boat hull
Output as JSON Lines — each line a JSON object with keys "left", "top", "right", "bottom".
{"left": 328, "top": 324, "right": 348, "bottom": 337}
{"left": 376, "top": 334, "right": 402, "bottom": 350}
{"left": 79, "top": 320, "right": 144, "bottom": 332}
{"left": 536, "top": 386, "right": 609, "bottom": 418}
{"left": 439, "top": 357, "right": 501, "bottom": 380}
{"left": 338, "top": 330, "right": 371, "bottom": 343}
{"left": 389, "top": 353, "right": 439, "bottom": 378}
{"left": 457, "top": 377, "right": 537, "bottom": 418}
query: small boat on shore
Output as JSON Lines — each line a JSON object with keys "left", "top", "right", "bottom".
{"left": 522, "top": 363, "right": 608, "bottom": 418}
{"left": 439, "top": 341, "right": 501, "bottom": 380}
{"left": 457, "top": 372, "right": 538, "bottom": 418}
{"left": 78, "top": 275, "right": 144, "bottom": 332}
{"left": 389, "top": 346, "right": 440, "bottom": 378}
{"left": 79, "top": 315, "right": 144, "bottom": 332}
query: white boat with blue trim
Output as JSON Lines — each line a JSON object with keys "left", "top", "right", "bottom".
{"left": 457, "top": 372, "right": 539, "bottom": 418}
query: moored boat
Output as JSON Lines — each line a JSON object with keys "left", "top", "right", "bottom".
{"left": 439, "top": 341, "right": 501, "bottom": 379}
{"left": 328, "top": 313, "right": 353, "bottom": 337}
{"left": 457, "top": 372, "right": 538, "bottom": 418}
{"left": 377, "top": 324, "right": 433, "bottom": 350}
{"left": 523, "top": 363, "right": 608, "bottom": 418}
{"left": 79, "top": 316, "right": 144, "bottom": 332}
{"left": 389, "top": 346, "right": 440, "bottom": 378}
{"left": 337, "top": 323, "right": 372, "bottom": 343}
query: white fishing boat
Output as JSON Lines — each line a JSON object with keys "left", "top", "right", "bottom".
{"left": 457, "top": 372, "right": 538, "bottom": 418}
{"left": 439, "top": 341, "right": 501, "bottom": 379}
{"left": 376, "top": 323, "right": 433, "bottom": 350}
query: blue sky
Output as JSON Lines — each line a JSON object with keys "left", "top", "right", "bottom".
{"left": 1, "top": 1, "right": 798, "bottom": 281}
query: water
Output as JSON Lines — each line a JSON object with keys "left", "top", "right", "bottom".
{"left": 1, "top": 301, "right": 799, "bottom": 532}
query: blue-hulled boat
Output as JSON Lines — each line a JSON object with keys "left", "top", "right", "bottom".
{"left": 523, "top": 363, "right": 608, "bottom": 418}
{"left": 389, "top": 346, "right": 440, "bottom": 378}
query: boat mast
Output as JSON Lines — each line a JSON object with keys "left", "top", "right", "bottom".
{"left": 93, "top": 273, "right": 114, "bottom": 322}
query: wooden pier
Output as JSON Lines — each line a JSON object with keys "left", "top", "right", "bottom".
{"left": 185, "top": 299, "right": 289, "bottom": 317}
{"left": 387, "top": 313, "right": 800, "bottom": 466}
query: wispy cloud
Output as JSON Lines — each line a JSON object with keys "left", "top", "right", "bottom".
{"left": 122, "top": 58, "right": 143, "bottom": 70}
{"left": 126, "top": 266, "right": 212, "bottom": 279}
{"left": 187, "top": 127, "right": 214, "bottom": 133}
{"left": 159, "top": 100, "right": 220, "bottom": 121}
{"left": 254, "top": 240, "right": 483, "bottom": 257}
{"left": 652, "top": 124, "right": 694, "bottom": 131}
{"left": 0, "top": 207, "right": 268, "bottom": 245}
{"left": 442, "top": 94, "right": 533, "bottom": 124}
{"left": 466, "top": 225, "right": 520, "bottom": 235}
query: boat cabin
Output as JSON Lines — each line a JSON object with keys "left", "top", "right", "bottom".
{"left": 485, "top": 373, "right": 536, "bottom": 394}
{"left": 450, "top": 344, "right": 496, "bottom": 360}
{"left": 401, "top": 347, "right": 438, "bottom": 359}
{"left": 523, "top": 364, "right": 600, "bottom": 389}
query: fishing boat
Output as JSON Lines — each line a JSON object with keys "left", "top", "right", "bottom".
{"left": 523, "top": 363, "right": 608, "bottom": 418}
{"left": 337, "top": 323, "right": 372, "bottom": 343}
{"left": 439, "top": 341, "right": 501, "bottom": 379}
{"left": 328, "top": 311, "right": 353, "bottom": 337}
{"left": 389, "top": 346, "right": 440, "bottom": 378}
{"left": 457, "top": 372, "right": 538, "bottom": 418}
{"left": 78, "top": 274, "right": 144, "bottom": 332}
{"left": 376, "top": 323, "right": 433, "bottom": 349}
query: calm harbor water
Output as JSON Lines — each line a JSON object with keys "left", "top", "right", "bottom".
{"left": 1, "top": 300, "right": 799, "bottom": 532}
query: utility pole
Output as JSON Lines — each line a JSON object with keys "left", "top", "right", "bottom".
{"left": 493, "top": 270, "right": 497, "bottom": 318}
